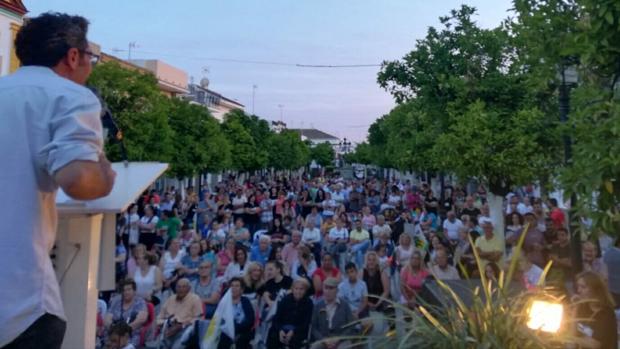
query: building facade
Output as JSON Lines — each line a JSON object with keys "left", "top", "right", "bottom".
{"left": 128, "top": 59, "right": 189, "bottom": 97}
{"left": 183, "top": 78, "right": 244, "bottom": 122}
{"left": 0, "top": 0, "right": 27, "bottom": 76}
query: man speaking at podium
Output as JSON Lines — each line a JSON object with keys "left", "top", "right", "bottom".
{"left": 0, "top": 13, "right": 116, "bottom": 349}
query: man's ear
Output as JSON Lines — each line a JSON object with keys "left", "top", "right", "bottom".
{"left": 65, "top": 47, "right": 81, "bottom": 70}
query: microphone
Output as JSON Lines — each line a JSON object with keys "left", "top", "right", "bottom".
{"left": 87, "top": 86, "right": 129, "bottom": 166}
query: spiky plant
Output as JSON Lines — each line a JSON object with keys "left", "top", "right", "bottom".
{"left": 323, "top": 224, "right": 574, "bottom": 349}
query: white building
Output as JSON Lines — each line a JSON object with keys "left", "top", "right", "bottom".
{"left": 183, "top": 78, "right": 244, "bottom": 122}
{"left": 270, "top": 120, "right": 287, "bottom": 133}
{"left": 0, "top": 0, "right": 27, "bottom": 76}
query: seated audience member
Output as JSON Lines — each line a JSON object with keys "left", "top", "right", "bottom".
{"left": 159, "top": 239, "right": 185, "bottom": 291}
{"left": 243, "top": 261, "right": 265, "bottom": 301}
{"left": 312, "top": 253, "right": 342, "bottom": 299}
{"left": 282, "top": 230, "right": 303, "bottom": 269}
{"left": 310, "top": 277, "right": 355, "bottom": 349}
{"left": 570, "top": 271, "right": 617, "bottom": 349}
{"left": 268, "top": 278, "right": 314, "bottom": 349}
{"left": 192, "top": 261, "right": 221, "bottom": 319}
{"left": 349, "top": 219, "right": 371, "bottom": 268}
{"left": 104, "top": 279, "right": 147, "bottom": 347}
{"left": 484, "top": 262, "right": 501, "bottom": 283}
{"left": 429, "top": 249, "right": 460, "bottom": 281}
{"left": 582, "top": 241, "right": 608, "bottom": 283}
{"left": 400, "top": 250, "right": 429, "bottom": 309}
{"left": 260, "top": 260, "right": 293, "bottom": 310}
{"left": 217, "top": 277, "right": 255, "bottom": 349}
{"left": 179, "top": 241, "right": 203, "bottom": 282}
{"left": 250, "top": 235, "right": 272, "bottom": 266}
{"left": 339, "top": 262, "right": 369, "bottom": 320}
{"left": 156, "top": 278, "right": 203, "bottom": 348}
{"left": 362, "top": 251, "right": 390, "bottom": 312}
{"left": 302, "top": 218, "right": 322, "bottom": 263}
{"left": 223, "top": 246, "right": 249, "bottom": 283}
{"left": 475, "top": 219, "right": 504, "bottom": 270}
{"left": 105, "top": 322, "right": 135, "bottom": 349}
{"left": 133, "top": 252, "right": 163, "bottom": 304}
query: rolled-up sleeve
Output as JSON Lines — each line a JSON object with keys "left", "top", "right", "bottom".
{"left": 45, "top": 89, "right": 103, "bottom": 175}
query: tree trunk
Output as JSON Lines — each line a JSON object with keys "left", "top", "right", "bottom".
{"left": 487, "top": 193, "right": 505, "bottom": 244}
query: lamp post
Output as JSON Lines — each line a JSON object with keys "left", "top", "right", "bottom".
{"left": 558, "top": 60, "right": 582, "bottom": 272}
{"left": 338, "top": 138, "right": 352, "bottom": 167}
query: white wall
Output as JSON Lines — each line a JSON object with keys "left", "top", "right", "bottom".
{"left": 0, "top": 10, "right": 21, "bottom": 77}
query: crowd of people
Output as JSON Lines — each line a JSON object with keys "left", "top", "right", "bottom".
{"left": 97, "top": 174, "right": 620, "bottom": 349}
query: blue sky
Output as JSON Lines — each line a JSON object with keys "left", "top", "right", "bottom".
{"left": 28, "top": 0, "right": 513, "bottom": 142}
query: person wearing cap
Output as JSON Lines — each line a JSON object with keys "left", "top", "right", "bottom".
{"left": 475, "top": 218, "right": 504, "bottom": 270}
{"left": 310, "top": 277, "right": 354, "bottom": 349}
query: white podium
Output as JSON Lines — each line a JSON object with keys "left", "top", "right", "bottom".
{"left": 55, "top": 162, "right": 168, "bottom": 349}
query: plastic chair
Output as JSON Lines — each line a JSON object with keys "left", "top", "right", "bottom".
{"left": 139, "top": 302, "right": 156, "bottom": 347}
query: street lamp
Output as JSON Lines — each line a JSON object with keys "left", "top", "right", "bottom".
{"left": 558, "top": 59, "right": 582, "bottom": 272}
{"left": 339, "top": 138, "right": 352, "bottom": 154}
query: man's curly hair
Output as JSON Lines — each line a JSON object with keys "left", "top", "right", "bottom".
{"left": 15, "top": 12, "right": 89, "bottom": 67}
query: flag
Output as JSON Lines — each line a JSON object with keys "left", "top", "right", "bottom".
{"left": 201, "top": 289, "right": 234, "bottom": 349}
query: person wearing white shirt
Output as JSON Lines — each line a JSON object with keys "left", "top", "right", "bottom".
{"left": 429, "top": 250, "right": 460, "bottom": 281}
{"left": 442, "top": 211, "right": 464, "bottom": 241}
{"left": 0, "top": 13, "right": 116, "bottom": 348}
{"left": 372, "top": 215, "right": 392, "bottom": 242}
{"left": 327, "top": 218, "right": 349, "bottom": 268}
{"left": 124, "top": 204, "right": 141, "bottom": 247}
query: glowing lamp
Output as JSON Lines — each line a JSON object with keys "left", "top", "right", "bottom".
{"left": 527, "top": 300, "right": 563, "bottom": 333}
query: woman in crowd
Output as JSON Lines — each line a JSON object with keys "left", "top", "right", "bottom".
{"left": 282, "top": 199, "right": 297, "bottom": 222}
{"left": 104, "top": 279, "right": 148, "bottom": 347}
{"left": 216, "top": 238, "right": 235, "bottom": 277}
{"left": 321, "top": 192, "right": 337, "bottom": 218}
{"left": 124, "top": 203, "right": 140, "bottom": 248}
{"left": 301, "top": 219, "right": 322, "bottom": 264}
{"left": 314, "top": 189, "right": 326, "bottom": 213}
{"left": 133, "top": 253, "right": 162, "bottom": 304}
{"left": 269, "top": 217, "right": 290, "bottom": 246}
{"left": 504, "top": 212, "right": 523, "bottom": 256}
{"left": 570, "top": 271, "right": 618, "bottom": 349}
{"left": 395, "top": 233, "right": 415, "bottom": 270}
{"left": 126, "top": 243, "right": 146, "bottom": 279}
{"left": 138, "top": 205, "right": 159, "bottom": 251}
{"left": 312, "top": 253, "right": 341, "bottom": 299}
{"left": 159, "top": 238, "right": 185, "bottom": 291}
{"left": 179, "top": 241, "right": 203, "bottom": 282}
{"left": 244, "top": 194, "right": 260, "bottom": 234}
{"left": 223, "top": 246, "right": 249, "bottom": 283}
{"left": 299, "top": 189, "right": 314, "bottom": 218}
{"left": 484, "top": 262, "right": 501, "bottom": 283}
{"left": 217, "top": 277, "right": 255, "bottom": 349}
{"left": 270, "top": 244, "right": 290, "bottom": 276}
{"left": 267, "top": 278, "right": 314, "bottom": 349}
{"left": 192, "top": 260, "right": 221, "bottom": 319}
{"left": 400, "top": 250, "right": 429, "bottom": 309}
{"left": 243, "top": 261, "right": 265, "bottom": 301}
{"left": 291, "top": 245, "right": 317, "bottom": 285}
{"left": 363, "top": 251, "right": 391, "bottom": 312}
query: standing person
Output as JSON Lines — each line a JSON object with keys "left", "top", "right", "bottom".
{"left": 0, "top": 13, "right": 117, "bottom": 349}
{"left": 138, "top": 205, "right": 159, "bottom": 251}
{"left": 124, "top": 204, "right": 140, "bottom": 249}
{"left": 603, "top": 237, "right": 620, "bottom": 305}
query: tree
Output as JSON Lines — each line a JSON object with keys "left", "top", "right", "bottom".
{"left": 267, "top": 130, "right": 310, "bottom": 170}
{"left": 376, "top": 5, "right": 562, "bottom": 233}
{"left": 221, "top": 117, "right": 258, "bottom": 172}
{"left": 88, "top": 62, "right": 174, "bottom": 163}
{"left": 223, "top": 110, "right": 270, "bottom": 171}
{"left": 310, "top": 142, "right": 335, "bottom": 167}
{"left": 167, "top": 99, "right": 231, "bottom": 177}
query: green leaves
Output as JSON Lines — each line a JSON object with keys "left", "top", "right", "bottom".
{"left": 309, "top": 142, "right": 335, "bottom": 167}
